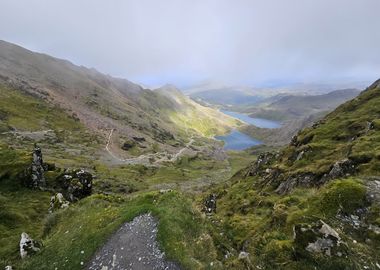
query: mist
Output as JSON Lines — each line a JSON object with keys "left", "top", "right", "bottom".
{"left": 1, "top": 0, "right": 379, "bottom": 87}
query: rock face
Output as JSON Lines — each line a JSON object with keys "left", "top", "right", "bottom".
{"left": 204, "top": 194, "right": 217, "bottom": 214}
{"left": 320, "top": 159, "right": 356, "bottom": 184}
{"left": 49, "top": 193, "right": 70, "bottom": 213}
{"left": 293, "top": 220, "right": 347, "bottom": 257}
{"left": 30, "top": 144, "right": 45, "bottom": 188}
{"left": 57, "top": 169, "right": 93, "bottom": 201}
{"left": 20, "top": 232, "right": 41, "bottom": 259}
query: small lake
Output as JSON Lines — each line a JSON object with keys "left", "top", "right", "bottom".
{"left": 216, "top": 110, "right": 281, "bottom": 150}
{"left": 221, "top": 109, "right": 281, "bottom": 128}
{"left": 215, "top": 130, "right": 261, "bottom": 150}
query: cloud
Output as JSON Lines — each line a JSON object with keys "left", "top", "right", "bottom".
{"left": 1, "top": 0, "right": 379, "bottom": 87}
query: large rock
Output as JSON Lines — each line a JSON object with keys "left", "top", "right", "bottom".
{"left": 203, "top": 194, "right": 217, "bottom": 214}
{"left": 293, "top": 220, "right": 347, "bottom": 257}
{"left": 48, "top": 193, "right": 70, "bottom": 213}
{"left": 30, "top": 144, "right": 45, "bottom": 188}
{"left": 320, "top": 159, "right": 355, "bottom": 184}
{"left": 20, "top": 232, "right": 41, "bottom": 259}
{"left": 57, "top": 169, "right": 93, "bottom": 201}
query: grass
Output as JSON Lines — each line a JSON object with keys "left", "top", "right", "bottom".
{"left": 204, "top": 174, "right": 379, "bottom": 269}
{"left": 16, "top": 191, "right": 219, "bottom": 270}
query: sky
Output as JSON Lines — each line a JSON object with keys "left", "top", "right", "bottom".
{"left": 1, "top": 0, "right": 380, "bottom": 88}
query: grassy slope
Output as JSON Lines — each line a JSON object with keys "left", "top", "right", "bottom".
{"left": 202, "top": 81, "right": 380, "bottom": 269}
{"left": 0, "top": 83, "right": 255, "bottom": 269}
{"left": 18, "top": 192, "right": 219, "bottom": 270}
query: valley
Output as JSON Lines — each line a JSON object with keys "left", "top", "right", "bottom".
{"left": 0, "top": 40, "right": 379, "bottom": 270}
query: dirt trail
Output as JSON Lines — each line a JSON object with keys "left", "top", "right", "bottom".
{"left": 87, "top": 213, "right": 181, "bottom": 270}
{"left": 105, "top": 129, "right": 195, "bottom": 166}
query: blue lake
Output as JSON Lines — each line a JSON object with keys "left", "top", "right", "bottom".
{"left": 215, "top": 130, "right": 262, "bottom": 150}
{"left": 221, "top": 109, "right": 281, "bottom": 128}
{"left": 216, "top": 110, "right": 281, "bottom": 150}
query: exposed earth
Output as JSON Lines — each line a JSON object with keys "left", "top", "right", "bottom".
{"left": 87, "top": 213, "right": 181, "bottom": 270}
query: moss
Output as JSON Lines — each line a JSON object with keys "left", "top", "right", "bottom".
{"left": 315, "top": 178, "right": 367, "bottom": 217}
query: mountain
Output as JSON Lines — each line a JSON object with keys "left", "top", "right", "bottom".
{"left": 246, "top": 88, "right": 361, "bottom": 121}
{"left": 0, "top": 40, "right": 241, "bottom": 160}
{"left": 156, "top": 84, "right": 241, "bottom": 136}
{"left": 206, "top": 79, "right": 380, "bottom": 269}
{"left": 190, "top": 87, "right": 264, "bottom": 107}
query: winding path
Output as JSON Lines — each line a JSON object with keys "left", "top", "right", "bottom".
{"left": 105, "top": 129, "right": 195, "bottom": 165}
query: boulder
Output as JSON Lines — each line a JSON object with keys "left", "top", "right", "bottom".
{"left": 57, "top": 169, "right": 93, "bottom": 201}
{"left": 293, "top": 220, "right": 347, "bottom": 257}
{"left": 5, "top": 266, "right": 12, "bottom": 270}
{"left": 204, "top": 194, "right": 217, "bottom": 214}
{"left": 20, "top": 232, "right": 41, "bottom": 259}
{"left": 30, "top": 144, "right": 45, "bottom": 188}
{"left": 49, "top": 193, "right": 70, "bottom": 213}
{"left": 320, "top": 159, "right": 355, "bottom": 184}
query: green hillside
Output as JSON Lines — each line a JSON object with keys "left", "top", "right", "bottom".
{"left": 203, "top": 80, "right": 380, "bottom": 269}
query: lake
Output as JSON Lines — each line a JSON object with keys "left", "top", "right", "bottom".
{"left": 221, "top": 109, "right": 281, "bottom": 128}
{"left": 216, "top": 110, "right": 281, "bottom": 150}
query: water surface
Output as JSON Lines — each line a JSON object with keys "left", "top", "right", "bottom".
{"left": 215, "top": 130, "right": 261, "bottom": 150}
{"left": 217, "top": 110, "right": 281, "bottom": 150}
{"left": 221, "top": 109, "right": 281, "bottom": 128}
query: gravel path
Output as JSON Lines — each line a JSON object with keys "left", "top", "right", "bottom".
{"left": 87, "top": 213, "right": 181, "bottom": 270}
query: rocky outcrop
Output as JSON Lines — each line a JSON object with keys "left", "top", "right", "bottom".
{"left": 319, "top": 159, "right": 356, "bottom": 184}
{"left": 245, "top": 152, "right": 277, "bottom": 177}
{"left": 20, "top": 232, "right": 41, "bottom": 259}
{"left": 275, "top": 173, "right": 318, "bottom": 194}
{"left": 294, "top": 220, "right": 347, "bottom": 257}
{"left": 57, "top": 169, "right": 93, "bottom": 201}
{"left": 49, "top": 193, "right": 70, "bottom": 213}
{"left": 30, "top": 144, "right": 45, "bottom": 188}
{"left": 204, "top": 194, "right": 217, "bottom": 214}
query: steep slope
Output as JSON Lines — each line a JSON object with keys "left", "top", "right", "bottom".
{"left": 0, "top": 40, "right": 237, "bottom": 157}
{"left": 247, "top": 89, "right": 360, "bottom": 121}
{"left": 203, "top": 80, "right": 380, "bottom": 269}
{"left": 156, "top": 85, "right": 241, "bottom": 136}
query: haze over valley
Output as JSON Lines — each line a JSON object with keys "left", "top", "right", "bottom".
{"left": 1, "top": 1, "right": 380, "bottom": 269}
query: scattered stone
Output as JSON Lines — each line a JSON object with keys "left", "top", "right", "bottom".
{"left": 203, "top": 194, "right": 217, "bottom": 214}
{"left": 290, "top": 135, "right": 298, "bottom": 146}
{"left": 238, "top": 251, "right": 249, "bottom": 259}
{"left": 293, "top": 220, "right": 347, "bottom": 257}
{"left": 20, "top": 232, "right": 41, "bottom": 259}
{"left": 245, "top": 152, "right": 277, "bottom": 177}
{"left": 367, "top": 121, "right": 375, "bottom": 132}
{"left": 159, "top": 189, "right": 172, "bottom": 194}
{"left": 49, "top": 193, "right": 70, "bottom": 213}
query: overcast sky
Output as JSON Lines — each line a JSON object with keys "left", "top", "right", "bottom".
{"left": 1, "top": 0, "right": 380, "bottom": 88}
